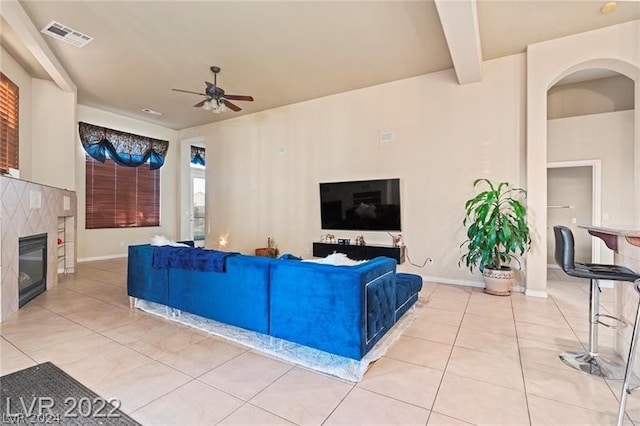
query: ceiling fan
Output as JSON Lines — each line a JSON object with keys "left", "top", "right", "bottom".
{"left": 172, "top": 66, "right": 254, "bottom": 113}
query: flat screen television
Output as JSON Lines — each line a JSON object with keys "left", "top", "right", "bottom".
{"left": 319, "top": 178, "right": 401, "bottom": 231}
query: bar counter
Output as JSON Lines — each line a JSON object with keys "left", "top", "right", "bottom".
{"left": 578, "top": 224, "right": 640, "bottom": 373}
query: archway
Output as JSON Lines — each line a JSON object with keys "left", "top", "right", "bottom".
{"left": 525, "top": 21, "right": 640, "bottom": 297}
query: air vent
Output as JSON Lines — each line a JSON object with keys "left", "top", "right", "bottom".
{"left": 41, "top": 21, "right": 93, "bottom": 48}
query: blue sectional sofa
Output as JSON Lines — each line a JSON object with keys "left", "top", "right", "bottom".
{"left": 127, "top": 244, "right": 422, "bottom": 360}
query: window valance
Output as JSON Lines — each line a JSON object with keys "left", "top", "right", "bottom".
{"left": 78, "top": 122, "right": 169, "bottom": 170}
{"left": 190, "top": 145, "right": 205, "bottom": 166}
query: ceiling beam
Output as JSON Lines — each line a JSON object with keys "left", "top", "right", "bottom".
{"left": 1, "top": 0, "right": 76, "bottom": 92}
{"left": 434, "top": 0, "right": 482, "bottom": 84}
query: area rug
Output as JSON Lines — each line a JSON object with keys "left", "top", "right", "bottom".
{"left": 135, "top": 298, "right": 422, "bottom": 382}
{"left": 0, "top": 362, "right": 140, "bottom": 425}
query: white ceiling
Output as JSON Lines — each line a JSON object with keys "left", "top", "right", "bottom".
{"left": 2, "top": 1, "right": 639, "bottom": 130}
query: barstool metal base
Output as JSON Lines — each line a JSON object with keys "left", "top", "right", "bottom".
{"left": 560, "top": 351, "right": 627, "bottom": 380}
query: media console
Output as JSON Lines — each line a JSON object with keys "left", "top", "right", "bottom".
{"left": 312, "top": 242, "right": 406, "bottom": 264}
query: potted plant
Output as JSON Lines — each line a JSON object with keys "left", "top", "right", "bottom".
{"left": 459, "top": 178, "right": 531, "bottom": 296}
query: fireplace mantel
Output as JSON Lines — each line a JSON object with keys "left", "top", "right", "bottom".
{"left": 0, "top": 176, "right": 77, "bottom": 321}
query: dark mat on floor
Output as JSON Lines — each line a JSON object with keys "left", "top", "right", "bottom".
{"left": 0, "top": 362, "right": 140, "bottom": 425}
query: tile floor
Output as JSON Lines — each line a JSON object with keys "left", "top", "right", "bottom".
{"left": 1, "top": 260, "right": 640, "bottom": 425}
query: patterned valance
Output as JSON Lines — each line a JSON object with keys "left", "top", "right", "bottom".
{"left": 78, "top": 122, "right": 169, "bottom": 170}
{"left": 190, "top": 145, "right": 205, "bottom": 166}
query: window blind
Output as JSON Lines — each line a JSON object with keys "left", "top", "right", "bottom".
{"left": 0, "top": 72, "right": 19, "bottom": 173}
{"left": 85, "top": 155, "right": 160, "bottom": 229}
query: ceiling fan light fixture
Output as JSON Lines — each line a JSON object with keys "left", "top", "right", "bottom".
{"left": 203, "top": 98, "right": 227, "bottom": 113}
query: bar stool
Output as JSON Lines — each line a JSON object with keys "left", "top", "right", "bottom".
{"left": 617, "top": 279, "right": 640, "bottom": 425}
{"left": 553, "top": 225, "right": 640, "bottom": 379}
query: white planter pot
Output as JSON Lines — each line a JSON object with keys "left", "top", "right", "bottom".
{"left": 482, "top": 267, "right": 515, "bottom": 296}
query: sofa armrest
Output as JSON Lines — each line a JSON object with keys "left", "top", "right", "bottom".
{"left": 269, "top": 257, "right": 396, "bottom": 359}
{"left": 127, "top": 244, "right": 169, "bottom": 305}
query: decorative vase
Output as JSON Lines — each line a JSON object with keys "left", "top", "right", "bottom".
{"left": 482, "top": 267, "right": 515, "bottom": 296}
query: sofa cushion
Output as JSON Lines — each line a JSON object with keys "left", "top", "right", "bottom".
{"left": 395, "top": 273, "right": 423, "bottom": 319}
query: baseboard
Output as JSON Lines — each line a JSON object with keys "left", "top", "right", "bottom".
{"left": 525, "top": 288, "right": 549, "bottom": 298}
{"left": 78, "top": 253, "right": 128, "bottom": 262}
{"left": 420, "top": 275, "right": 484, "bottom": 289}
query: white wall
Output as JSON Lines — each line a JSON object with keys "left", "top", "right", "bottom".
{"left": 76, "top": 105, "right": 180, "bottom": 260}
{"left": 179, "top": 53, "right": 526, "bottom": 285}
{"left": 30, "top": 79, "right": 76, "bottom": 190}
{"left": 1, "top": 46, "right": 33, "bottom": 180}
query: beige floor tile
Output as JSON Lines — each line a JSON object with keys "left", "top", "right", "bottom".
{"left": 357, "top": 357, "right": 443, "bottom": 409}
{"left": 29, "top": 288, "right": 99, "bottom": 315}
{"left": 218, "top": 403, "right": 295, "bottom": 425}
{"left": 27, "top": 333, "right": 114, "bottom": 366}
{"left": 432, "top": 372, "right": 529, "bottom": 425}
{"left": 431, "top": 284, "right": 472, "bottom": 298}
{"left": 0, "top": 336, "right": 24, "bottom": 358}
{"left": 446, "top": 346, "right": 524, "bottom": 391}
{"left": 94, "top": 360, "right": 192, "bottom": 414}
{"left": 1, "top": 316, "right": 95, "bottom": 353}
{"left": 455, "top": 327, "right": 519, "bottom": 359}
{"left": 426, "top": 297, "right": 469, "bottom": 312}
{"left": 0, "top": 352, "right": 37, "bottom": 375}
{"left": 60, "top": 342, "right": 153, "bottom": 389}
{"left": 464, "top": 302, "right": 513, "bottom": 319}
{"left": 200, "top": 351, "right": 293, "bottom": 400}
{"left": 127, "top": 327, "right": 209, "bottom": 359}
{"left": 155, "top": 335, "right": 247, "bottom": 377}
{"left": 403, "top": 320, "right": 459, "bottom": 345}
{"left": 604, "top": 379, "right": 640, "bottom": 423}
{"left": 515, "top": 321, "right": 582, "bottom": 347}
{"left": 427, "top": 411, "right": 475, "bottom": 425}
{"left": 522, "top": 362, "right": 619, "bottom": 414}
{"left": 385, "top": 335, "right": 452, "bottom": 370}
{"left": 469, "top": 290, "right": 513, "bottom": 307}
{"left": 414, "top": 307, "right": 464, "bottom": 327}
{"left": 131, "top": 379, "right": 243, "bottom": 425}
{"left": 101, "top": 315, "right": 188, "bottom": 345}
{"left": 514, "top": 309, "right": 571, "bottom": 328}
{"left": 528, "top": 394, "right": 618, "bottom": 425}
{"left": 250, "top": 367, "right": 352, "bottom": 425}
{"left": 518, "top": 337, "right": 583, "bottom": 372}
{"left": 324, "top": 387, "right": 430, "bottom": 425}
{"left": 63, "top": 302, "right": 144, "bottom": 332}
{"left": 460, "top": 312, "right": 516, "bottom": 337}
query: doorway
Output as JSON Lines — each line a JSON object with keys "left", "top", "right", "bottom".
{"left": 547, "top": 160, "right": 602, "bottom": 266}
{"left": 191, "top": 169, "right": 205, "bottom": 243}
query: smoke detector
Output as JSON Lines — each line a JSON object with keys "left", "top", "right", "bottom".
{"left": 41, "top": 21, "right": 93, "bottom": 48}
{"left": 600, "top": 2, "right": 617, "bottom": 13}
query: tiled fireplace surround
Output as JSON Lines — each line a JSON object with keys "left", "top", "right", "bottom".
{"left": 0, "top": 176, "right": 76, "bottom": 322}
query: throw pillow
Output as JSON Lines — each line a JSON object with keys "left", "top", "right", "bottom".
{"left": 150, "top": 235, "right": 189, "bottom": 247}
{"left": 302, "top": 252, "right": 366, "bottom": 266}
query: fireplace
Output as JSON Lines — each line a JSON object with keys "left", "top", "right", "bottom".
{"left": 19, "top": 233, "right": 47, "bottom": 307}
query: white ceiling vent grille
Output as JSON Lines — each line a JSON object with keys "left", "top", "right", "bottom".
{"left": 41, "top": 21, "right": 93, "bottom": 48}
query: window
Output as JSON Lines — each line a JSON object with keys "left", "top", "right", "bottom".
{"left": 85, "top": 155, "right": 160, "bottom": 229}
{"left": 0, "top": 72, "right": 19, "bottom": 173}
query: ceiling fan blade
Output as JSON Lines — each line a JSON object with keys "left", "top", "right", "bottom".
{"left": 205, "top": 81, "right": 215, "bottom": 89}
{"left": 172, "top": 88, "right": 206, "bottom": 96}
{"left": 222, "top": 99, "right": 241, "bottom": 112}
{"left": 193, "top": 99, "right": 207, "bottom": 108}
{"left": 224, "top": 94, "right": 254, "bottom": 102}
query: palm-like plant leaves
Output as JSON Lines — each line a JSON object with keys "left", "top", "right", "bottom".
{"left": 459, "top": 179, "right": 531, "bottom": 272}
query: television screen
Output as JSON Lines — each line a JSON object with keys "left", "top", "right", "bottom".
{"left": 319, "top": 178, "right": 401, "bottom": 231}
